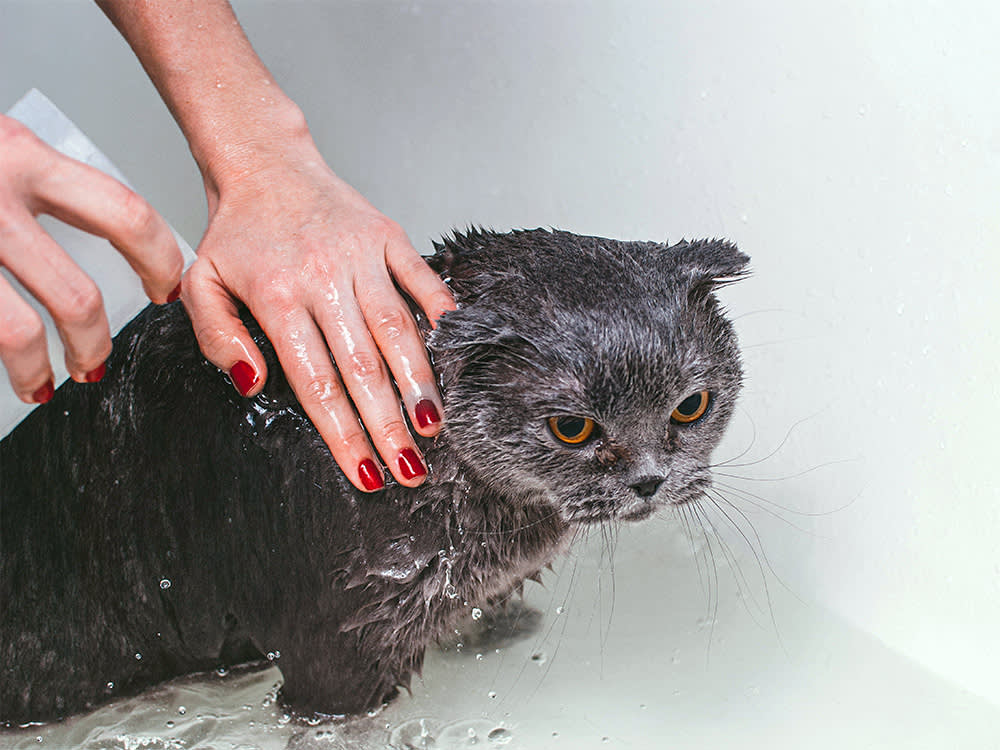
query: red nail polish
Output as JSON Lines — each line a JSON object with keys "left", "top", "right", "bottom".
{"left": 398, "top": 448, "right": 427, "bottom": 480}
{"left": 166, "top": 282, "right": 182, "bottom": 304}
{"left": 229, "top": 360, "right": 259, "bottom": 396}
{"left": 414, "top": 399, "right": 441, "bottom": 429}
{"left": 32, "top": 379, "right": 55, "bottom": 404}
{"left": 358, "top": 459, "right": 385, "bottom": 491}
{"left": 84, "top": 362, "right": 106, "bottom": 383}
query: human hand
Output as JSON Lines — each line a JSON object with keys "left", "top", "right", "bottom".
{"left": 0, "top": 114, "right": 184, "bottom": 403}
{"left": 181, "top": 136, "right": 455, "bottom": 493}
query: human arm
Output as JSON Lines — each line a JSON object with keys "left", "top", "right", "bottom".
{"left": 95, "top": 0, "right": 455, "bottom": 491}
{"left": 0, "top": 114, "right": 183, "bottom": 403}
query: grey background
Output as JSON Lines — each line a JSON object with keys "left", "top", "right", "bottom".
{"left": 2, "top": 1, "right": 999, "bottom": 747}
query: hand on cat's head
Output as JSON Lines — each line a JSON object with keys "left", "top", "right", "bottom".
{"left": 426, "top": 228, "right": 749, "bottom": 524}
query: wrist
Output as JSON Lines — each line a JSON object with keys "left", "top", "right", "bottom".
{"left": 193, "top": 95, "right": 316, "bottom": 198}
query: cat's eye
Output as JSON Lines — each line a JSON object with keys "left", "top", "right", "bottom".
{"left": 670, "top": 391, "right": 711, "bottom": 424}
{"left": 548, "top": 416, "right": 596, "bottom": 445}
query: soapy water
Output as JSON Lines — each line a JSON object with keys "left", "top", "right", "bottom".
{"left": 0, "top": 663, "right": 520, "bottom": 750}
{"left": 0, "top": 602, "right": 548, "bottom": 750}
{"left": 0, "top": 524, "right": 761, "bottom": 749}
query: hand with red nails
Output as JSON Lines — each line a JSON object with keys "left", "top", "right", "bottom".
{"left": 0, "top": 114, "right": 184, "bottom": 405}
{"left": 95, "top": 0, "right": 455, "bottom": 491}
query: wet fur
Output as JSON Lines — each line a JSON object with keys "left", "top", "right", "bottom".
{"left": 0, "top": 228, "right": 748, "bottom": 723}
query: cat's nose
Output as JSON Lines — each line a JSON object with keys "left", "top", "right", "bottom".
{"left": 629, "top": 476, "right": 665, "bottom": 498}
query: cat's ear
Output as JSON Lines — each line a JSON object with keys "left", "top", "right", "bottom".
{"left": 427, "top": 305, "right": 538, "bottom": 384}
{"left": 667, "top": 239, "right": 750, "bottom": 298}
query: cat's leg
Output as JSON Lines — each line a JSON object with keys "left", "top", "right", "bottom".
{"left": 273, "top": 628, "right": 400, "bottom": 716}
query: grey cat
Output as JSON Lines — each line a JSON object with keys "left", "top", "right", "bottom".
{"left": 0, "top": 228, "right": 748, "bottom": 724}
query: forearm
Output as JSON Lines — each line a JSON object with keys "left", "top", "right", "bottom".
{"left": 96, "top": 0, "right": 313, "bottom": 197}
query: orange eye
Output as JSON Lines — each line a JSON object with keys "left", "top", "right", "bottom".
{"left": 548, "top": 416, "right": 596, "bottom": 445}
{"left": 670, "top": 391, "right": 711, "bottom": 424}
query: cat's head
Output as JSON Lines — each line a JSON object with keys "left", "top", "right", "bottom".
{"left": 426, "top": 228, "right": 748, "bottom": 524}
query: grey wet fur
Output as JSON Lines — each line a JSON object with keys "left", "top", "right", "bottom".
{"left": 0, "top": 228, "right": 749, "bottom": 723}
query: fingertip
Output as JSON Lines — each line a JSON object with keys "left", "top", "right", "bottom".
{"left": 228, "top": 359, "right": 262, "bottom": 397}
{"left": 30, "top": 378, "right": 55, "bottom": 405}
{"left": 413, "top": 398, "right": 443, "bottom": 436}
{"left": 358, "top": 458, "right": 386, "bottom": 492}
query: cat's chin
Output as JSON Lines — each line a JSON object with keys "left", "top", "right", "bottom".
{"left": 570, "top": 501, "right": 659, "bottom": 525}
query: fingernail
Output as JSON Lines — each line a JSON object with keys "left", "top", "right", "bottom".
{"left": 397, "top": 448, "right": 427, "bottom": 480}
{"left": 229, "top": 360, "right": 259, "bottom": 396}
{"left": 84, "top": 362, "right": 106, "bottom": 383}
{"left": 166, "top": 282, "right": 182, "bottom": 304}
{"left": 414, "top": 399, "right": 441, "bottom": 429}
{"left": 358, "top": 459, "right": 385, "bottom": 491}
{"left": 32, "top": 379, "right": 55, "bottom": 404}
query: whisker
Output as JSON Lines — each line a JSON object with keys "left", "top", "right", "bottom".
{"left": 712, "top": 409, "right": 828, "bottom": 469}
{"left": 706, "top": 488, "right": 804, "bottom": 612}
{"left": 713, "top": 457, "right": 858, "bottom": 482}
{"left": 713, "top": 406, "right": 759, "bottom": 467}
{"left": 687, "top": 500, "right": 721, "bottom": 664}
{"left": 692, "top": 495, "right": 760, "bottom": 622}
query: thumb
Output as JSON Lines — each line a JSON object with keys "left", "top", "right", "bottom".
{"left": 181, "top": 258, "right": 268, "bottom": 397}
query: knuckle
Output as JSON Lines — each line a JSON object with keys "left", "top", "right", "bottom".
{"left": 118, "top": 188, "right": 161, "bottom": 245}
{"left": 367, "top": 305, "right": 410, "bottom": 344}
{"left": 299, "top": 375, "right": 345, "bottom": 407}
{"left": 53, "top": 281, "right": 104, "bottom": 328}
{"left": 343, "top": 350, "right": 385, "bottom": 384}
{"left": 371, "top": 415, "right": 410, "bottom": 444}
{"left": 0, "top": 312, "right": 45, "bottom": 356}
{"left": 336, "top": 423, "right": 369, "bottom": 451}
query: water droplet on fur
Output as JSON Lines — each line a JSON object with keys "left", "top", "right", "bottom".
{"left": 267, "top": 650, "right": 280, "bottom": 661}
{"left": 471, "top": 607, "right": 483, "bottom": 620}
{"left": 106, "top": 681, "right": 114, "bottom": 691}
{"left": 159, "top": 578, "right": 171, "bottom": 589}
{"left": 134, "top": 652, "right": 142, "bottom": 660}
{"left": 487, "top": 728, "right": 512, "bottom": 744}
{"left": 445, "top": 584, "right": 458, "bottom": 599}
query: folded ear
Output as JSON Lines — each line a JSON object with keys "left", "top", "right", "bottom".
{"left": 427, "top": 305, "right": 540, "bottom": 389}
{"left": 666, "top": 238, "right": 750, "bottom": 299}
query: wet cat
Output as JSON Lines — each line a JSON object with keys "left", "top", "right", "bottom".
{"left": 0, "top": 228, "right": 748, "bottom": 724}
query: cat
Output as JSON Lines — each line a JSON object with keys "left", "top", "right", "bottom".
{"left": 0, "top": 228, "right": 748, "bottom": 724}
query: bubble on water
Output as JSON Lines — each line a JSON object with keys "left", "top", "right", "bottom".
{"left": 601, "top": 738, "right": 611, "bottom": 744}
{"left": 487, "top": 727, "right": 512, "bottom": 744}
{"left": 471, "top": 607, "right": 483, "bottom": 620}
{"left": 177, "top": 706, "right": 187, "bottom": 715}
{"left": 165, "top": 720, "right": 175, "bottom": 729}
{"left": 475, "top": 653, "right": 483, "bottom": 661}
{"left": 388, "top": 716, "right": 439, "bottom": 749}
{"left": 530, "top": 652, "right": 546, "bottom": 664}
{"left": 159, "top": 578, "right": 171, "bottom": 590}
{"left": 216, "top": 666, "right": 229, "bottom": 677}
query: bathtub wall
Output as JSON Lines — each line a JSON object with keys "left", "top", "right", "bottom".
{"left": 2, "top": 0, "right": 998, "bottom": 707}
